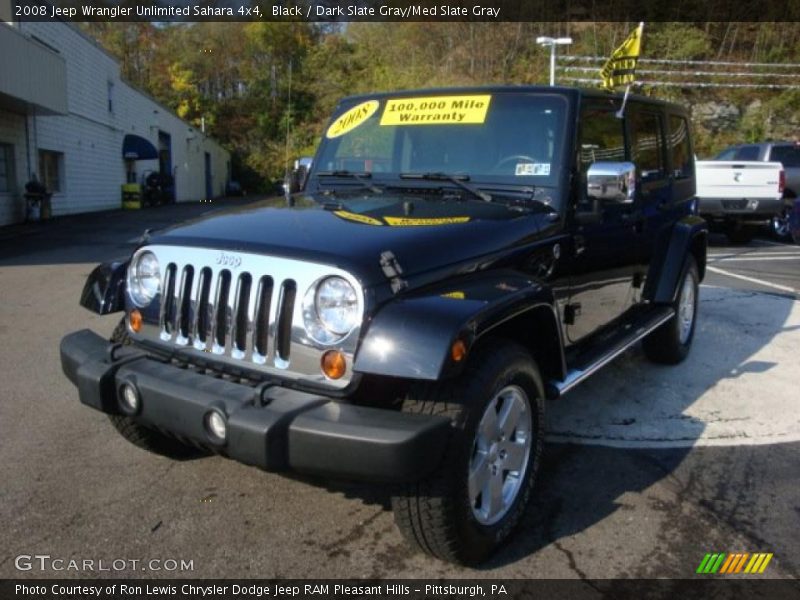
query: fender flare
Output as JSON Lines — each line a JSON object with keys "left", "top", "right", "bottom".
{"left": 79, "top": 260, "right": 128, "bottom": 315}
{"left": 644, "top": 215, "right": 708, "bottom": 304}
{"left": 353, "top": 271, "right": 565, "bottom": 381}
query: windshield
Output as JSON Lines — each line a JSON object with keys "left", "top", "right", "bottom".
{"left": 311, "top": 92, "right": 568, "bottom": 191}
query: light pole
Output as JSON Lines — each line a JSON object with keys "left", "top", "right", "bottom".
{"left": 536, "top": 36, "right": 573, "bottom": 86}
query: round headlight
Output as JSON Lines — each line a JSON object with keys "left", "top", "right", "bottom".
{"left": 129, "top": 250, "right": 161, "bottom": 307}
{"left": 316, "top": 277, "right": 359, "bottom": 335}
{"left": 302, "top": 276, "right": 360, "bottom": 345}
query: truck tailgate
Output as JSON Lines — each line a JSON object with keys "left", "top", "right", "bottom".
{"left": 696, "top": 161, "right": 782, "bottom": 200}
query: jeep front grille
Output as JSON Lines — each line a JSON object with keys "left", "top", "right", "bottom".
{"left": 127, "top": 245, "right": 364, "bottom": 389}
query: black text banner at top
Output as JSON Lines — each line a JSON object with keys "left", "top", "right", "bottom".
{"left": 11, "top": 0, "right": 800, "bottom": 22}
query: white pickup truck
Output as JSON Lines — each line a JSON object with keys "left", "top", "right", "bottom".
{"left": 695, "top": 160, "right": 784, "bottom": 244}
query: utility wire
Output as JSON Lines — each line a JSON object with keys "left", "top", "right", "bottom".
{"left": 558, "top": 65, "right": 800, "bottom": 79}
{"left": 560, "top": 55, "right": 800, "bottom": 69}
{"left": 561, "top": 76, "right": 800, "bottom": 90}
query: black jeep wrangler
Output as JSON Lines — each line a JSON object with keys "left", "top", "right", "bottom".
{"left": 61, "top": 86, "right": 707, "bottom": 565}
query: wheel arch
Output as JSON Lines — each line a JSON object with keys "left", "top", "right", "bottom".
{"left": 472, "top": 304, "right": 566, "bottom": 385}
{"left": 353, "top": 271, "right": 566, "bottom": 384}
{"left": 645, "top": 215, "right": 708, "bottom": 304}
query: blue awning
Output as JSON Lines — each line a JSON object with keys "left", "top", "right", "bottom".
{"left": 122, "top": 134, "right": 158, "bottom": 160}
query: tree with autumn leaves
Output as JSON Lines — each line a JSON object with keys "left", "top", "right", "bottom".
{"left": 82, "top": 22, "right": 800, "bottom": 192}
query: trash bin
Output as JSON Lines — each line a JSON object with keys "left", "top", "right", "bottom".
{"left": 122, "top": 183, "right": 142, "bottom": 210}
{"left": 24, "top": 192, "right": 44, "bottom": 222}
{"left": 40, "top": 193, "right": 53, "bottom": 220}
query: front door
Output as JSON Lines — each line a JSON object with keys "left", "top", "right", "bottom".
{"left": 565, "top": 97, "right": 640, "bottom": 344}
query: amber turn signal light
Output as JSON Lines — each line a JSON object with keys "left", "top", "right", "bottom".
{"left": 321, "top": 350, "right": 347, "bottom": 380}
{"left": 451, "top": 339, "right": 467, "bottom": 362}
{"left": 129, "top": 309, "right": 143, "bottom": 333}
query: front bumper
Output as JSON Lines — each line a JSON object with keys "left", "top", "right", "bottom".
{"left": 60, "top": 329, "right": 449, "bottom": 483}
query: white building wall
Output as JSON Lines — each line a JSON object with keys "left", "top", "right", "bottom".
{"left": 0, "top": 21, "right": 230, "bottom": 225}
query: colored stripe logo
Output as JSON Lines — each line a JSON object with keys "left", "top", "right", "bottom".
{"left": 696, "top": 553, "right": 773, "bottom": 574}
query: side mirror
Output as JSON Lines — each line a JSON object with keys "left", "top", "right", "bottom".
{"left": 587, "top": 161, "right": 636, "bottom": 204}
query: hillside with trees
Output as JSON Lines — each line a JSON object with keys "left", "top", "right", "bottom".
{"left": 81, "top": 22, "right": 800, "bottom": 190}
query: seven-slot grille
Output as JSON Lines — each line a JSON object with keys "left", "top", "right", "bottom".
{"left": 130, "top": 245, "right": 364, "bottom": 387}
{"left": 158, "top": 262, "right": 296, "bottom": 366}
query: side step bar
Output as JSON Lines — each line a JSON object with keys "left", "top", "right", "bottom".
{"left": 548, "top": 307, "right": 675, "bottom": 399}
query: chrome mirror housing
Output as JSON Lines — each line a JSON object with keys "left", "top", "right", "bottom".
{"left": 586, "top": 161, "right": 636, "bottom": 204}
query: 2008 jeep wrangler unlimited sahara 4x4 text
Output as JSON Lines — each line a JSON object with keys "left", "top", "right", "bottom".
{"left": 61, "top": 86, "right": 707, "bottom": 565}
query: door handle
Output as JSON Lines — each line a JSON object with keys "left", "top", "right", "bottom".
{"left": 574, "top": 234, "right": 586, "bottom": 256}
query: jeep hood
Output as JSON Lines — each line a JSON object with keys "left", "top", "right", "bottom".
{"left": 148, "top": 194, "right": 554, "bottom": 287}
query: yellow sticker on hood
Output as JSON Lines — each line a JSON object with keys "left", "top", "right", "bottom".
{"left": 333, "top": 210, "right": 384, "bottom": 226}
{"left": 380, "top": 95, "right": 491, "bottom": 126}
{"left": 326, "top": 100, "right": 380, "bottom": 139}
{"left": 384, "top": 216, "right": 471, "bottom": 226}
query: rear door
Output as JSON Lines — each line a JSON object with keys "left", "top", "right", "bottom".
{"left": 627, "top": 103, "right": 672, "bottom": 303}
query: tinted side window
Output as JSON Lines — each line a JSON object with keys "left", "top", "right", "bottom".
{"left": 769, "top": 145, "right": 800, "bottom": 167}
{"left": 734, "top": 145, "right": 761, "bottom": 161}
{"left": 578, "top": 101, "right": 626, "bottom": 174}
{"left": 668, "top": 115, "right": 693, "bottom": 179}
{"left": 629, "top": 110, "right": 666, "bottom": 181}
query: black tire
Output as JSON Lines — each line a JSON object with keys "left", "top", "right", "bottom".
{"left": 107, "top": 319, "right": 208, "bottom": 460}
{"left": 727, "top": 227, "right": 754, "bottom": 245}
{"left": 391, "top": 339, "right": 545, "bottom": 565}
{"left": 771, "top": 207, "right": 793, "bottom": 241}
{"left": 643, "top": 256, "right": 699, "bottom": 365}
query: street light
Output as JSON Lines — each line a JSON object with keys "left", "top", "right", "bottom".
{"left": 536, "top": 36, "right": 573, "bottom": 86}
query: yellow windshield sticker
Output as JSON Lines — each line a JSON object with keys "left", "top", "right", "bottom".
{"left": 326, "top": 100, "right": 380, "bottom": 139}
{"left": 333, "top": 210, "right": 384, "bottom": 226}
{"left": 384, "top": 216, "right": 471, "bottom": 226}
{"left": 380, "top": 95, "right": 491, "bottom": 126}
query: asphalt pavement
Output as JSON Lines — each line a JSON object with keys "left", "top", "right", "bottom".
{"left": 0, "top": 202, "right": 798, "bottom": 580}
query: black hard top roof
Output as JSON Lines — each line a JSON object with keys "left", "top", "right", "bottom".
{"left": 340, "top": 85, "right": 689, "bottom": 115}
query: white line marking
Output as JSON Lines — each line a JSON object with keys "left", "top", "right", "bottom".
{"left": 706, "top": 265, "right": 797, "bottom": 293}
{"left": 710, "top": 256, "right": 800, "bottom": 262}
{"left": 709, "top": 251, "right": 800, "bottom": 258}
{"left": 751, "top": 239, "right": 794, "bottom": 247}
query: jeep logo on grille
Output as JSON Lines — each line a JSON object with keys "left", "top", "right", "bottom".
{"left": 216, "top": 252, "right": 242, "bottom": 268}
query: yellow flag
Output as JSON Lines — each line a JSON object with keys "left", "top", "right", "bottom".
{"left": 600, "top": 23, "right": 644, "bottom": 90}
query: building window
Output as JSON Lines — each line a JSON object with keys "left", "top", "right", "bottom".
{"left": 0, "top": 144, "right": 15, "bottom": 193}
{"left": 38, "top": 150, "right": 63, "bottom": 192}
{"left": 107, "top": 80, "right": 114, "bottom": 113}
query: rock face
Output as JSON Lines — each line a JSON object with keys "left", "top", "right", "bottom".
{"left": 691, "top": 101, "right": 741, "bottom": 133}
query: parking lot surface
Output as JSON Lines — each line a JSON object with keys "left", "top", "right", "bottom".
{"left": 1, "top": 202, "right": 798, "bottom": 579}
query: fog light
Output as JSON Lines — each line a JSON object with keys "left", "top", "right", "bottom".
{"left": 321, "top": 350, "right": 346, "bottom": 380}
{"left": 119, "top": 383, "right": 140, "bottom": 415}
{"left": 204, "top": 410, "right": 227, "bottom": 443}
{"left": 129, "top": 309, "right": 142, "bottom": 333}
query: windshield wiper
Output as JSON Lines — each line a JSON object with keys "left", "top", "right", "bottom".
{"left": 316, "top": 170, "right": 382, "bottom": 194}
{"left": 399, "top": 172, "right": 492, "bottom": 203}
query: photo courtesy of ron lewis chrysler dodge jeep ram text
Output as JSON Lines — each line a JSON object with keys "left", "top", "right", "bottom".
{"left": 61, "top": 86, "right": 707, "bottom": 566}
